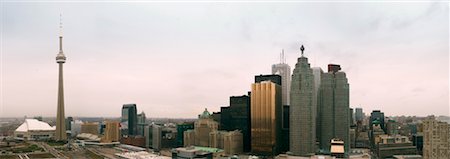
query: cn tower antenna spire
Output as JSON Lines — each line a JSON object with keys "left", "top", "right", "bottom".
{"left": 59, "top": 13, "right": 63, "bottom": 53}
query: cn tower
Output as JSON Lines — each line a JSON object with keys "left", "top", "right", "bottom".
{"left": 55, "top": 15, "right": 67, "bottom": 141}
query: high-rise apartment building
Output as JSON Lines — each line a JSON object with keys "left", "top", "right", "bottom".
{"left": 318, "top": 64, "right": 350, "bottom": 154}
{"left": 122, "top": 104, "right": 138, "bottom": 136}
{"left": 423, "top": 117, "right": 450, "bottom": 159}
{"left": 220, "top": 94, "right": 251, "bottom": 152}
{"left": 290, "top": 46, "right": 316, "bottom": 156}
{"left": 251, "top": 78, "right": 282, "bottom": 155}
{"left": 272, "top": 49, "right": 291, "bottom": 105}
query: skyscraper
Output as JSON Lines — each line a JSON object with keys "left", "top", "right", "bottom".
{"left": 122, "top": 104, "right": 138, "bottom": 136}
{"left": 370, "top": 110, "right": 385, "bottom": 132}
{"left": 318, "top": 64, "right": 350, "bottom": 154}
{"left": 55, "top": 18, "right": 67, "bottom": 141}
{"left": 290, "top": 45, "right": 316, "bottom": 156}
{"left": 220, "top": 94, "right": 251, "bottom": 152}
{"left": 251, "top": 79, "right": 282, "bottom": 155}
{"left": 272, "top": 49, "right": 291, "bottom": 105}
{"left": 312, "top": 67, "right": 323, "bottom": 146}
{"left": 137, "top": 112, "right": 147, "bottom": 136}
{"left": 355, "top": 108, "right": 364, "bottom": 122}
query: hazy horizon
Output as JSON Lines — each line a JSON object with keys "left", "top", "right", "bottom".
{"left": 1, "top": 1, "right": 449, "bottom": 118}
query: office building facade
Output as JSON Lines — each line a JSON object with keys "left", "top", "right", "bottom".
{"left": 122, "top": 104, "right": 138, "bottom": 136}
{"left": 103, "top": 121, "right": 120, "bottom": 142}
{"left": 220, "top": 94, "right": 251, "bottom": 152}
{"left": 272, "top": 50, "right": 291, "bottom": 105}
{"left": 423, "top": 118, "right": 450, "bottom": 159}
{"left": 290, "top": 48, "right": 316, "bottom": 156}
{"left": 318, "top": 64, "right": 350, "bottom": 154}
{"left": 251, "top": 79, "right": 282, "bottom": 155}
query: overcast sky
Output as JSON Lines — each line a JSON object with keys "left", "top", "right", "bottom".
{"left": 1, "top": 1, "right": 449, "bottom": 118}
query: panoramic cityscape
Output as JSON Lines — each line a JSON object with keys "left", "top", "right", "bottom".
{"left": 1, "top": 1, "right": 449, "bottom": 159}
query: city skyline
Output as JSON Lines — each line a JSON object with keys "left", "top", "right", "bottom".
{"left": 1, "top": 2, "right": 449, "bottom": 118}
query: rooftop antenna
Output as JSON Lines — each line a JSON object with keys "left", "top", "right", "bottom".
{"left": 282, "top": 49, "right": 285, "bottom": 64}
{"left": 59, "top": 13, "right": 63, "bottom": 53}
{"left": 279, "top": 49, "right": 282, "bottom": 64}
{"left": 59, "top": 13, "right": 63, "bottom": 37}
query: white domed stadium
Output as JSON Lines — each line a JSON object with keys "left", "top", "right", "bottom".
{"left": 14, "top": 119, "right": 56, "bottom": 140}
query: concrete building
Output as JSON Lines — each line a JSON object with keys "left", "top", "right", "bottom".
{"left": 223, "top": 130, "right": 243, "bottom": 155}
{"left": 423, "top": 117, "right": 450, "bottom": 159}
{"left": 81, "top": 122, "right": 99, "bottom": 135}
{"left": 103, "top": 121, "right": 120, "bottom": 142}
{"left": 318, "top": 64, "right": 350, "bottom": 154}
{"left": 255, "top": 74, "right": 282, "bottom": 86}
{"left": 137, "top": 112, "right": 147, "bottom": 136}
{"left": 172, "top": 147, "right": 214, "bottom": 159}
{"left": 251, "top": 79, "right": 282, "bottom": 155}
{"left": 14, "top": 119, "right": 55, "bottom": 140}
{"left": 70, "top": 120, "right": 83, "bottom": 137}
{"left": 355, "top": 108, "right": 364, "bottom": 122}
{"left": 209, "top": 130, "right": 243, "bottom": 155}
{"left": 184, "top": 130, "right": 196, "bottom": 147}
{"left": 195, "top": 109, "right": 219, "bottom": 147}
{"left": 375, "top": 135, "right": 418, "bottom": 158}
{"left": 55, "top": 22, "right": 67, "bottom": 141}
{"left": 183, "top": 109, "right": 219, "bottom": 148}
{"left": 272, "top": 49, "right": 291, "bottom": 106}
{"left": 370, "top": 110, "right": 385, "bottom": 132}
{"left": 209, "top": 131, "right": 225, "bottom": 149}
{"left": 312, "top": 67, "right": 323, "bottom": 147}
{"left": 281, "top": 104, "right": 290, "bottom": 153}
{"left": 290, "top": 46, "right": 316, "bottom": 156}
{"left": 122, "top": 104, "right": 138, "bottom": 136}
{"left": 176, "top": 123, "right": 194, "bottom": 147}
{"left": 65, "top": 116, "right": 73, "bottom": 131}
{"left": 144, "top": 124, "right": 162, "bottom": 151}
{"left": 220, "top": 94, "right": 251, "bottom": 152}
{"left": 386, "top": 120, "right": 399, "bottom": 136}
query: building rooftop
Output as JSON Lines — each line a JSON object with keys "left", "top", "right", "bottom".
{"left": 15, "top": 119, "right": 55, "bottom": 132}
{"left": 115, "top": 151, "right": 171, "bottom": 159}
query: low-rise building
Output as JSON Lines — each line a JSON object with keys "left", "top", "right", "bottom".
{"left": 172, "top": 147, "right": 214, "bottom": 159}
{"left": 14, "top": 119, "right": 55, "bottom": 140}
{"left": 81, "top": 122, "right": 99, "bottom": 135}
{"left": 375, "top": 135, "right": 418, "bottom": 158}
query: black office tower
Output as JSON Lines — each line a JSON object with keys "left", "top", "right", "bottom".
{"left": 122, "top": 104, "right": 138, "bottom": 136}
{"left": 220, "top": 94, "right": 251, "bottom": 152}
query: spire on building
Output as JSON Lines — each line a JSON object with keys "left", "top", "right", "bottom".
{"left": 59, "top": 13, "right": 63, "bottom": 52}
{"left": 300, "top": 45, "right": 305, "bottom": 57}
{"left": 56, "top": 14, "right": 66, "bottom": 63}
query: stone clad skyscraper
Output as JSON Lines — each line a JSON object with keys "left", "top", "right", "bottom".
{"left": 272, "top": 49, "right": 291, "bottom": 105}
{"left": 318, "top": 64, "right": 350, "bottom": 155}
{"left": 55, "top": 19, "right": 67, "bottom": 141}
{"left": 290, "top": 45, "right": 316, "bottom": 156}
